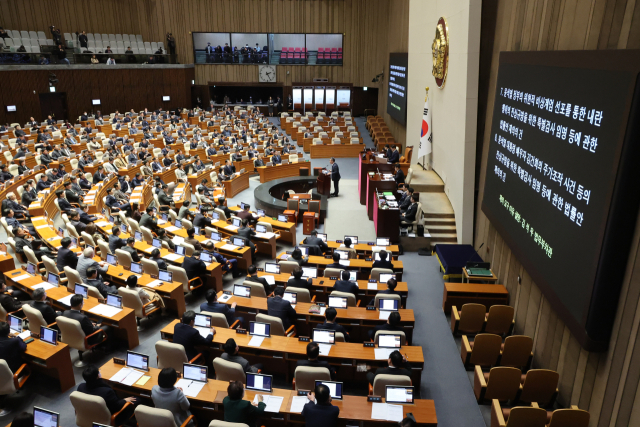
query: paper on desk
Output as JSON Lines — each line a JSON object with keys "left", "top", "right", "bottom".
{"left": 263, "top": 275, "right": 276, "bottom": 285}
{"left": 290, "top": 396, "right": 308, "bottom": 413}
{"left": 319, "top": 307, "right": 326, "bottom": 316}
{"left": 195, "top": 327, "right": 211, "bottom": 338}
{"left": 121, "top": 369, "right": 145, "bottom": 386}
{"left": 252, "top": 395, "right": 284, "bottom": 413}
{"left": 145, "top": 280, "right": 165, "bottom": 288}
{"left": 374, "top": 348, "right": 396, "bottom": 360}
{"left": 218, "top": 294, "right": 232, "bottom": 303}
{"left": 225, "top": 225, "right": 239, "bottom": 231}
{"left": 175, "top": 379, "right": 206, "bottom": 398}
{"left": 31, "top": 216, "right": 45, "bottom": 221}
{"left": 248, "top": 336, "right": 265, "bottom": 347}
{"left": 367, "top": 282, "right": 378, "bottom": 290}
{"left": 95, "top": 221, "right": 110, "bottom": 227}
{"left": 157, "top": 219, "right": 167, "bottom": 225}
{"left": 18, "top": 331, "right": 31, "bottom": 339}
{"left": 35, "top": 225, "right": 50, "bottom": 230}
{"left": 57, "top": 294, "right": 74, "bottom": 306}
{"left": 32, "top": 282, "right": 56, "bottom": 291}
{"left": 221, "top": 244, "right": 238, "bottom": 251}
{"left": 379, "top": 311, "right": 392, "bottom": 320}
{"left": 318, "top": 344, "right": 332, "bottom": 356}
{"left": 142, "top": 247, "right": 155, "bottom": 253}
{"left": 136, "top": 376, "right": 151, "bottom": 386}
{"left": 165, "top": 226, "right": 179, "bottom": 232}
{"left": 255, "top": 232, "right": 276, "bottom": 239}
{"left": 12, "top": 274, "right": 32, "bottom": 282}
{"left": 163, "top": 253, "right": 182, "bottom": 261}
{"left": 89, "top": 303, "right": 122, "bottom": 317}
{"left": 172, "top": 236, "right": 185, "bottom": 245}
{"left": 110, "top": 367, "right": 133, "bottom": 383}
{"left": 338, "top": 260, "right": 350, "bottom": 266}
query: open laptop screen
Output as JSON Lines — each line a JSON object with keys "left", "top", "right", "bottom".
{"left": 126, "top": 351, "right": 149, "bottom": 371}
{"left": 314, "top": 380, "right": 343, "bottom": 400}
{"left": 385, "top": 386, "right": 414, "bottom": 404}
{"left": 246, "top": 373, "right": 273, "bottom": 392}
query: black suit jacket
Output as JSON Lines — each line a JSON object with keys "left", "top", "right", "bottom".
{"left": 66, "top": 189, "right": 80, "bottom": 204}
{"left": 246, "top": 275, "right": 272, "bottom": 295}
{"left": 121, "top": 245, "right": 140, "bottom": 262}
{"left": 173, "top": 322, "right": 213, "bottom": 360}
{"left": 388, "top": 150, "right": 400, "bottom": 163}
{"left": 0, "top": 336, "right": 27, "bottom": 372}
{"left": 286, "top": 277, "right": 313, "bottom": 292}
{"left": 139, "top": 213, "right": 159, "bottom": 232}
{"left": 63, "top": 309, "right": 97, "bottom": 337}
{"left": 372, "top": 260, "right": 394, "bottom": 270}
{"left": 332, "top": 280, "right": 359, "bottom": 296}
{"left": 31, "top": 300, "right": 59, "bottom": 325}
{"left": 80, "top": 211, "right": 98, "bottom": 224}
{"left": 404, "top": 203, "right": 418, "bottom": 222}
{"left": 182, "top": 256, "right": 207, "bottom": 280}
{"left": 267, "top": 296, "right": 296, "bottom": 329}
{"left": 109, "top": 235, "right": 126, "bottom": 253}
{"left": 0, "top": 292, "right": 22, "bottom": 313}
{"left": 316, "top": 321, "right": 350, "bottom": 341}
{"left": 56, "top": 247, "right": 78, "bottom": 271}
{"left": 369, "top": 360, "right": 412, "bottom": 384}
{"left": 394, "top": 169, "right": 405, "bottom": 185}
{"left": 58, "top": 198, "right": 73, "bottom": 212}
{"left": 302, "top": 401, "right": 340, "bottom": 427}
{"left": 297, "top": 359, "right": 336, "bottom": 379}
{"left": 303, "top": 236, "right": 328, "bottom": 253}
{"left": 77, "top": 380, "right": 126, "bottom": 415}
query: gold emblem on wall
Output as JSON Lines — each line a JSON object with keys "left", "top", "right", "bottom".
{"left": 432, "top": 16, "right": 449, "bottom": 89}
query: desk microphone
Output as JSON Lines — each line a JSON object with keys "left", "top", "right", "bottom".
{"left": 465, "top": 243, "right": 485, "bottom": 265}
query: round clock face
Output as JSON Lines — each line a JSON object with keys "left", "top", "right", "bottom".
{"left": 260, "top": 65, "right": 276, "bottom": 82}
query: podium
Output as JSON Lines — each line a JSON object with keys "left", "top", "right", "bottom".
{"left": 303, "top": 212, "right": 316, "bottom": 235}
{"left": 317, "top": 172, "right": 331, "bottom": 196}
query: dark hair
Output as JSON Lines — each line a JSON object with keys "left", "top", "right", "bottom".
{"left": 187, "top": 228, "right": 195, "bottom": 237}
{"left": 379, "top": 250, "right": 388, "bottom": 261}
{"left": 206, "top": 288, "right": 217, "bottom": 303}
{"left": 344, "top": 237, "right": 352, "bottom": 248}
{"left": 0, "top": 321, "right": 9, "bottom": 337}
{"left": 182, "top": 310, "right": 196, "bottom": 324}
{"left": 389, "top": 350, "right": 403, "bottom": 367}
{"left": 158, "top": 367, "right": 178, "bottom": 388}
{"left": 183, "top": 200, "right": 190, "bottom": 207}
{"left": 55, "top": 189, "right": 63, "bottom": 198}
{"left": 151, "top": 248, "right": 160, "bottom": 258}
{"left": 223, "top": 338, "right": 237, "bottom": 355}
{"left": 274, "top": 286, "right": 284, "bottom": 296}
{"left": 193, "top": 250, "right": 201, "bottom": 258}
{"left": 341, "top": 270, "right": 350, "bottom": 280}
{"left": 31, "top": 239, "right": 43, "bottom": 249}
{"left": 292, "top": 266, "right": 303, "bottom": 279}
{"left": 325, "top": 307, "right": 337, "bottom": 321}
{"left": 332, "top": 252, "right": 340, "bottom": 262}
{"left": 82, "top": 365, "right": 100, "bottom": 384}
{"left": 86, "top": 267, "right": 97, "bottom": 278}
{"left": 248, "top": 265, "right": 257, "bottom": 275}
{"left": 411, "top": 193, "right": 418, "bottom": 202}
{"left": 113, "top": 226, "right": 120, "bottom": 235}
{"left": 387, "top": 278, "right": 397, "bottom": 290}
{"left": 71, "top": 294, "right": 84, "bottom": 307}
{"left": 291, "top": 248, "right": 302, "bottom": 259}
{"left": 126, "top": 275, "right": 137, "bottom": 288}
{"left": 388, "top": 311, "right": 401, "bottom": 327}
{"left": 126, "top": 237, "right": 135, "bottom": 245}
{"left": 408, "top": 187, "right": 414, "bottom": 193}
{"left": 227, "top": 380, "right": 244, "bottom": 400}
{"left": 315, "top": 383, "right": 331, "bottom": 404}
{"left": 11, "top": 412, "right": 34, "bottom": 427}
{"left": 157, "top": 229, "right": 166, "bottom": 237}
{"left": 306, "top": 341, "right": 320, "bottom": 359}
{"left": 310, "top": 230, "right": 317, "bottom": 236}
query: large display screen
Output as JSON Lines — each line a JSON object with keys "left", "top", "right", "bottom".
{"left": 387, "top": 53, "right": 408, "bottom": 125}
{"left": 482, "top": 51, "right": 640, "bottom": 350}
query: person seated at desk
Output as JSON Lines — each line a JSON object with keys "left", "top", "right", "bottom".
{"left": 333, "top": 270, "right": 359, "bottom": 297}
{"left": 151, "top": 368, "right": 193, "bottom": 427}
{"left": 177, "top": 201, "right": 191, "bottom": 219}
{"left": 0, "top": 164, "right": 13, "bottom": 182}
{"left": 183, "top": 227, "right": 202, "bottom": 251}
{"left": 193, "top": 208, "right": 213, "bottom": 229}
{"left": 132, "top": 173, "right": 145, "bottom": 188}
{"left": 30, "top": 288, "right": 60, "bottom": 327}
{"left": 206, "top": 143, "right": 217, "bottom": 156}
{"left": 148, "top": 249, "right": 168, "bottom": 271}
{"left": 79, "top": 173, "right": 93, "bottom": 190}
{"left": 64, "top": 181, "right": 81, "bottom": 204}
{"left": 77, "top": 247, "right": 109, "bottom": 282}
{"left": 85, "top": 267, "right": 117, "bottom": 298}
{"left": 126, "top": 275, "right": 162, "bottom": 308}
{"left": 20, "top": 181, "right": 37, "bottom": 206}
{"left": 56, "top": 237, "right": 78, "bottom": 272}
{"left": 117, "top": 177, "right": 131, "bottom": 197}
{"left": 127, "top": 149, "right": 139, "bottom": 165}
{"left": 222, "top": 338, "right": 263, "bottom": 375}
{"left": 140, "top": 206, "right": 159, "bottom": 232}
{"left": 78, "top": 365, "right": 137, "bottom": 419}
{"left": 182, "top": 250, "right": 207, "bottom": 280}
{"left": 200, "top": 289, "right": 244, "bottom": 328}
{"left": 365, "top": 349, "right": 412, "bottom": 385}
{"left": 368, "top": 311, "right": 404, "bottom": 341}
{"left": 297, "top": 341, "right": 336, "bottom": 379}
{"left": 105, "top": 187, "right": 131, "bottom": 213}
{"left": 0, "top": 320, "right": 27, "bottom": 373}
{"left": 287, "top": 248, "right": 309, "bottom": 266}
{"left": 285, "top": 266, "right": 313, "bottom": 292}
{"left": 162, "top": 153, "right": 174, "bottom": 168}
{"left": 271, "top": 152, "right": 282, "bottom": 165}
{"left": 372, "top": 250, "right": 394, "bottom": 270}
{"left": 254, "top": 154, "right": 265, "bottom": 167}
{"left": 302, "top": 383, "right": 340, "bottom": 427}
{"left": 202, "top": 241, "right": 240, "bottom": 277}
{"left": 56, "top": 189, "right": 75, "bottom": 214}
{"left": 92, "top": 165, "right": 107, "bottom": 183}
{"left": 245, "top": 265, "right": 272, "bottom": 295}
{"left": 237, "top": 219, "right": 256, "bottom": 241}
{"left": 399, "top": 187, "right": 414, "bottom": 212}
{"left": 267, "top": 286, "right": 297, "bottom": 330}
{"left": 388, "top": 146, "right": 400, "bottom": 164}
{"left": 64, "top": 294, "right": 112, "bottom": 347}
{"left": 103, "top": 157, "right": 117, "bottom": 174}
{"left": 223, "top": 159, "right": 236, "bottom": 177}
{"left": 156, "top": 229, "right": 175, "bottom": 251}
{"left": 394, "top": 164, "right": 405, "bottom": 187}
{"left": 173, "top": 310, "right": 214, "bottom": 360}
{"left": 3, "top": 208, "right": 36, "bottom": 235}
{"left": 223, "top": 380, "right": 265, "bottom": 425}
{"left": 231, "top": 149, "right": 243, "bottom": 162}
{"left": 17, "top": 159, "right": 30, "bottom": 176}
{"left": 121, "top": 237, "right": 140, "bottom": 262}
{"left": 78, "top": 204, "right": 98, "bottom": 224}
{"left": 325, "top": 251, "right": 343, "bottom": 270}
{"left": 401, "top": 194, "right": 419, "bottom": 223}
{"left": 175, "top": 163, "right": 188, "bottom": 183}
{"left": 316, "top": 307, "right": 350, "bottom": 341}
{"left": 303, "top": 230, "right": 329, "bottom": 254}
{"left": 151, "top": 157, "right": 163, "bottom": 172}
{"left": 108, "top": 226, "right": 127, "bottom": 253}
{"left": 30, "top": 239, "right": 56, "bottom": 262}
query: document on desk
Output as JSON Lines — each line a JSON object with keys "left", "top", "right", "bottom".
{"left": 121, "top": 369, "right": 145, "bottom": 386}
{"left": 164, "top": 226, "right": 180, "bottom": 232}
{"left": 145, "top": 280, "right": 165, "bottom": 288}
{"left": 157, "top": 219, "right": 167, "bottom": 225}
{"left": 263, "top": 275, "right": 276, "bottom": 286}
{"left": 371, "top": 403, "right": 403, "bottom": 421}
{"left": 225, "top": 225, "right": 239, "bottom": 231}
{"left": 338, "top": 260, "right": 350, "bottom": 266}
{"left": 142, "top": 247, "right": 155, "bottom": 253}
{"left": 163, "top": 253, "right": 182, "bottom": 261}
{"left": 289, "top": 396, "right": 308, "bottom": 413}
{"left": 221, "top": 244, "right": 239, "bottom": 251}
{"left": 379, "top": 311, "right": 392, "bottom": 320}
{"left": 374, "top": 348, "right": 396, "bottom": 360}
{"left": 32, "top": 282, "right": 56, "bottom": 291}
{"left": 319, "top": 307, "right": 326, "bottom": 316}
{"left": 110, "top": 367, "right": 134, "bottom": 383}
{"left": 368, "top": 282, "right": 379, "bottom": 290}
{"left": 18, "top": 330, "right": 31, "bottom": 339}
{"left": 57, "top": 294, "right": 74, "bottom": 307}
{"left": 12, "top": 274, "right": 32, "bottom": 282}
{"left": 318, "top": 344, "right": 332, "bottom": 356}
{"left": 89, "top": 303, "right": 122, "bottom": 317}
{"left": 175, "top": 379, "right": 206, "bottom": 398}
{"left": 248, "top": 336, "right": 265, "bottom": 347}
{"left": 172, "top": 236, "right": 185, "bottom": 245}
{"left": 252, "top": 395, "right": 284, "bottom": 413}
{"left": 35, "top": 225, "right": 50, "bottom": 230}
{"left": 95, "top": 221, "right": 110, "bottom": 227}
{"left": 195, "top": 327, "right": 211, "bottom": 338}
{"left": 218, "top": 294, "right": 232, "bottom": 303}
{"left": 255, "top": 232, "right": 276, "bottom": 239}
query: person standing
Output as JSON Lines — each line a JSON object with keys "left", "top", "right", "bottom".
{"left": 167, "top": 33, "right": 176, "bottom": 56}
{"left": 78, "top": 31, "right": 88, "bottom": 49}
{"left": 56, "top": 44, "right": 69, "bottom": 65}
{"left": 268, "top": 97, "right": 274, "bottom": 117}
{"left": 328, "top": 157, "right": 340, "bottom": 197}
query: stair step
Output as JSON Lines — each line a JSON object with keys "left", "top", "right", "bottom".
{"left": 423, "top": 217, "right": 456, "bottom": 226}
{"left": 426, "top": 225, "right": 457, "bottom": 233}
{"left": 429, "top": 236, "right": 459, "bottom": 247}
{"left": 426, "top": 231, "right": 458, "bottom": 238}
{"left": 423, "top": 212, "right": 455, "bottom": 219}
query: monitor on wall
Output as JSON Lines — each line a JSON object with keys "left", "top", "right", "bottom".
{"left": 162, "top": 96, "right": 170, "bottom": 101}
{"left": 92, "top": 99, "right": 101, "bottom": 105}
{"left": 387, "top": 53, "right": 408, "bottom": 125}
{"left": 6, "top": 105, "right": 16, "bottom": 112}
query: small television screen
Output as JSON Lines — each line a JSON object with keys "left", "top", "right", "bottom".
{"left": 92, "top": 99, "right": 101, "bottom": 105}
{"left": 6, "top": 105, "right": 16, "bottom": 112}
{"left": 163, "top": 96, "right": 170, "bottom": 101}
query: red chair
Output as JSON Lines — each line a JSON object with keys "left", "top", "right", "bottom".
{"left": 337, "top": 47, "right": 343, "bottom": 53}
{"left": 294, "top": 52, "right": 301, "bottom": 63}
{"left": 281, "top": 47, "right": 288, "bottom": 53}
{"left": 301, "top": 48, "right": 307, "bottom": 63}
{"left": 337, "top": 53, "right": 342, "bottom": 64}
{"left": 317, "top": 48, "right": 324, "bottom": 64}
{"left": 294, "top": 47, "right": 301, "bottom": 53}
{"left": 287, "top": 52, "right": 294, "bottom": 63}
{"left": 280, "top": 51, "right": 286, "bottom": 64}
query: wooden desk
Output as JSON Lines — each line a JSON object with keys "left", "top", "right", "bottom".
{"left": 100, "top": 359, "right": 437, "bottom": 426}
{"left": 233, "top": 158, "right": 257, "bottom": 175}
{"left": 277, "top": 253, "right": 404, "bottom": 281}
{"left": 154, "top": 166, "right": 177, "bottom": 183}
{"left": 319, "top": 241, "right": 401, "bottom": 257}
{"left": 13, "top": 155, "right": 38, "bottom": 169}
{"left": 359, "top": 156, "right": 395, "bottom": 205}
{"left": 367, "top": 174, "right": 397, "bottom": 220}
{"left": 442, "top": 282, "right": 509, "bottom": 313}
{"left": 462, "top": 267, "right": 499, "bottom": 283}
{"left": 310, "top": 143, "right": 364, "bottom": 159}
{"left": 222, "top": 171, "right": 250, "bottom": 197}
{"left": 23, "top": 337, "right": 75, "bottom": 392}
{"left": 257, "top": 162, "right": 310, "bottom": 183}
{"left": 160, "top": 321, "right": 425, "bottom": 389}
{"left": 228, "top": 208, "right": 298, "bottom": 245}
{"left": 212, "top": 220, "right": 279, "bottom": 258}
{"left": 4, "top": 270, "right": 140, "bottom": 349}
{"left": 374, "top": 192, "right": 400, "bottom": 244}
{"left": 118, "top": 162, "right": 143, "bottom": 179}
{"left": 50, "top": 158, "right": 72, "bottom": 173}
{"left": 187, "top": 168, "right": 213, "bottom": 190}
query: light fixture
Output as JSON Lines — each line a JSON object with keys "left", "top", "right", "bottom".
{"left": 49, "top": 87, "right": 56, "bottom": 92}
{"left": 192, "top": 79, "right": 195, "bottom": 84}
{"left": 371, "top": 72, "right": 384, "bottom": 83}
{"left": 363, "top": 87, "right": 368, "bottom": 91}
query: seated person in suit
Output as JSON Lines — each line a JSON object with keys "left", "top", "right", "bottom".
{"left": 296, "top": 341, "right": 336, "bottom": 379}
{"left": 365, "top": 349, "right": 412, "bottom": 385}
{"left": 157, "top": 229, "right": 175, "bottom": 251}
{"left": 108, "top": 226, "right": 127, "bottom": 253}
{"left": 173, "top": 310, "right": 214, "bottom": 361}
{"left": 332, "top": 270, "right": 359, "bottom": 297}
{"left": 223, "top": 380, "right": 265, "bottom": 425}
{"left": 202, "top": 241, "right": 240, "bottom": 277}
{"left": 325, "top": 252, "right": 343, "bottom": 270}
{"left": 120, "top": 237, "right": 140, "bottom": 262}
{"left": 69, "top": 211, "right": 87, "bottom": 234}
{"left": 302, "top": 383, "right": 340, "bottom": 427}
{"left": 200, "top": 289, "right": 244, "bottom": 328}
{"left": 221, "top": 338, "right": 262, "bottom": 373}
{"left": 388, "top": 145, "right": 400, "bottom": 163}
{"left": 401, "top": 194, "right": 419, "bottom": 223}
{"left": 245, "top": 265, "right": 272, "bottom": 295}
{"left": 399, "top": 187, "right": 414, "bottom": 212}
{"left": 0, "top": 282, "right": 25, "bottom": 314}
{"left": 181, "top": 251, "right": 207, "bottom": 281}
{"left": 126, "top": 275, "right": 162, "bottom": 308}
{"left": 271, "top": 152, "right": 282, "bottom": 164}
{"left": 85, "top": 267, "right": 118, "bottom": 299}
{"left": 316, "top": 307, "right": 350, "bottom": 341}
{"left": 267, "top": 286, "right": 297, "bottom": 330}
{"left": 3, "top": 208, "right": 36, "bottom": 236}
{"left": 150, "top": 249, "right": 168, "bottom": 271}
{"left": 30, "top": 288, "right": 60, "bottom": 326}
{"left": 79, "top": 204, "right": 98, "bottom": 224}
{"left": 184, "top": 226, "right": 203, "bottom": 251}
{"left": 79, "top": 173, "right": 93, "bottom": 190}
{"left": 0, "top": 320, "right": 27, "bottom": 373}
{"left": 394, "top": 164, "right": 405, "bottom": 187}
{"left": 372, "top": 250, "right": 394, "bottom": 270}
{"left": 303, "top": 230, "right": 328, "bottom": 254}
{"left": 287, "top": 248, "right": 309, "bottom": 266}
{"left": 63, "top": 294, "right": 111, "bottom": 346}
{"left": 286, "top": 266, "right": 313, "bottom": 292}
{"left": 368, "top": 311, "right": 404, "bottom": 340}
{"left": 30, "top": 238, "right": 56, "bottom": 262}
{"left": 56, "top": 237, "right": 78, "bottom": 274}
{"left": 77, "top": 365, "right": 138, "bottom": 419}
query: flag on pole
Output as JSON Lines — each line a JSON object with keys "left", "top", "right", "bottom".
{"left": 418, "top": 88, "right": 432, "bottom": 158}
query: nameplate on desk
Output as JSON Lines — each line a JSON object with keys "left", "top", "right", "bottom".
{"left": 236, "top": 328, "right": 247, "bottom": 334}
{"left": 329, "top": 277, "right": 337, "bottom": 281}
{"left": 324, "top": 255, "right": 332, "bottom": 259}
{"left": 285, "top": 251, "right": 292, "bottom": 255}
{"left": 368, "top": 242, "right": 375, "bottom": 246}
{"left": 257, "top": 268, "right": 264, "bottom": 272}
{"left": 367, "top": 395, "right": 382, "bottom": 402}
{"left": 336, "top": 240, "right": 343, "bottom": 244}
{"left": 363, "top": 342, "right": 375, "bottom": 347}
{"left": 298, "top": 336, "right": 310, "bottom": 342}
{"left": 113, "top": 357, "right": 126, "bottom": 365}
{"left": 317, "top": 302, "right": 326, "bottom": 307}
{"left": 223, "top": 290, "right": 232, "bottom": 295}
{"left": 366, "top": 306, "right": 376, "bottom": 311}
{"left": 365, "top": 258, "right": 372, "bottom": 261}
{"left": 297, "top": 390, "right": 310, "bottom": 396}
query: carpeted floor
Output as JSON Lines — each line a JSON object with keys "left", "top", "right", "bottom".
{"left": 0, "top": 115, "right": 486, "bottom": 427}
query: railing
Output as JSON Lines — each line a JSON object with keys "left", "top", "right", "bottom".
{"left": 0, "top": 51, "right": 177, "bottom": 65}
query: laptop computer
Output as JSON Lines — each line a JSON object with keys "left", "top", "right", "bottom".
{"left": 378, "top": 334, "right": 402, "bottom": 349}
{"left": 265, "top": 262, "right": 280, "bottom": 274}
{"left": 159, "top": 270, "right": 173, "bottom": 283}
{"left": 130, "top": 262, "right": 143, "bottom": 275}
{"left": 40, "top": 326, "right": 58, "bottom": 345}
{"left": 8, "top": 314, "right": 23, "bottom": 335}
{"left": 232, "top": 217, "right": 241, "bottom": 227}
{"left": 183, "top": 363, "right": 208, "bottom": 382}
{"left": 176, "top": 245, "right": 186, "bottom": 256}
{"left": 328, "top": 296, "right": 348, "bottom": 308}
{"left": 210, "top": 231, "right": 221, "bottom": 241}
{"left": 385, "top": 386, "right": 414, "bottom": 404}
{"left": 317, "top": 233, "right": 327, "bottom": 242}
{"left": 26, "top": 262, "right": 36, "bottom": 275}
{"left": 34, "top": 407, "right": 59, "bottom": 427}
{"left": 175, "top": 219, "right": 182, "bottom": 228}
{"left": 249, "top": 321, "right": 271, "bottom": 337}
{"left": 134, "top": 231, "right": 142, "bottom": 241}
{"left": 277, "top": 214, "right": 287, "bottom": 222}
{"left": 232, "top": 237, "right": 245, "bottom": 247}
{"left": 312, "top": 329, "right": 335, "bottom": 344}
{"left": 314, "top": 380, "right": 343, "bottom": 400}
{"left": 74, "top": 283, "right": 88, "bottom": 299}
{"left": 126, "top": 351, "right": 150, "bottom": 371}
{"left": 106, "top": 253, "right": 118, "bottom": 266}
{"left": 283, "top": 291, "right": 297, "bottom": 305}
{"left": 379, "top": 273, "right": 396, "bottom": 283}
{"left": 47, "top": 272, "right": 60, "bottom": 287}
{"left": 378, "top": 299, "right": 399, "bottom": 311}
{"left": 256, "top": 224, "right": 267, "bottom": 233}
{"left": 335, "top": 250, "right": 349, "bottom": 260}
{"left": 301, "top": 266, "right": 317, "bottom": 279}
{"left": 246, "top": 373, "right": 273, "bottom": 392}
{"left": 233, "top": 284, "right": 251, "bottom": 298}
{"left": 152, "top": 238, "right": 162, "bottom": 248}
{"left": 376, "top": 237, "right": 390, "bottom": 246}
{"left": 106, "top": 294, "right": 122, "bottom": 309}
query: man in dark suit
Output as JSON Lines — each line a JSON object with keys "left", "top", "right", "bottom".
{"left": 394, "top": 164, "right": 405, "bottom": 187}
{"left": 121, "top": 237, "right": 140, "bottom": 262}
{"left": 332, "top": 270, "right": 359, "bottom": 296}
{"left": 182, "top": 252, "right": 208, "bottom": 281}
{"left": 302, "top": 383, "right": 340, "bottom": 427}
{"left": 79, "top": 204, "right": 98, "bottom": 224}
{"left": 149, "top": 249, "right": 168, "bottom": 271}
{"left": 271, "top": 152, "right": 282, "bottom": 165}
{"left": 366, "top": 348, "right": 412, "bottom": 385}
{"left": 296, "top": 342, "right": 336, "bottom": 379}
{"left": 0, "top": 321, "right": 27, "bottom": 373}
{"left": 139, "top": 207, "right": 159, "bottom": 232}
{"left": 399, "top": 187, "right": 414, "bottom": 212}
{"left": 237, "top": 219, "right": 256, "bottom": 241}
{"left": 388, "top": 145, "right": 400, "bottom": 163}
{"left": 193, "top": 210, "right": 212, "bottom": 229}
{"left": 286, "top": 267, "right": 313, "bottom": 292}
{"left": 105, "top": 187, "right": 130, "bottom": 213}
{"left": 85, "top": 267, "right": 117, "bottom": 298}
{"left": 77, "top": 365, "right": 138, "bottom": 419}
{"left": 69, "top": 211, "right": 87, "bottom": 234}
{"left": 372, "top": 250, "right": 394, "bottom": 270}
{"left": 173, "top": 310, "right": 214, "bottom": 360}
{"left": 267, "top": 286, "right": 296, "bottom": 330}
{"left": 325, "top": 252, "right": 343, "bottom": 270}
{"left": 223, "top": 160, "right": 236, "bottom": 176}
{"left": 303, "top": 230, "right": 328, "bottom": 253}
{"left": 401, "top": 194, "right": 419, "bottom": 223}
{"left": 316, "top": 307, "right": 350, "bottom": 341}
{"left": 63, "top": 294, "right": 110, "bottom": 346}
{"left": 200, "top": 289, "right": 244, "bottom": 328}
{"left": 92, "top": 165, "right": 107, "bottom": 183}
{"left": 328, "top": 157, "right": 340, "bottom": 197}
{"left": 55, "top": 190, "right": 74, "bottom": 214}
{"left": 36, "top": 174, "right": 52, "bottom": 192}
{"left": 157, "top": 185, "right": 174, "bottom": 211}
{"left": 30, "top": 288, "right": 60, "bottom": 325}
{"left": 56, "top": 237, "right": 78, "bottom": 272}
{"left": 368, "top": 311, "right": 404, "bottom": 340}
{"left": 108, "top": 227, "right": 127, "bottom": 253}
{"left": 245, "top": 265, "right": 272, "bottom": 295}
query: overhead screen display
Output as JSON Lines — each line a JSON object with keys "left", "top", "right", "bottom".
{"left": 482, "top": 51, "right": 640, "bottom": 350}
{"left": 387, "top": 53, "right": 408, "bottom": 125}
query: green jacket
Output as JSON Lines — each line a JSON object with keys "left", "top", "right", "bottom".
{"left": 223, "top": 396, "right": 266, "bottom": 424}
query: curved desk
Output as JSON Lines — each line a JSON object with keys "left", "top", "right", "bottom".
{"left": 257, "top": 161, "right": 311, "bottom": 183}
